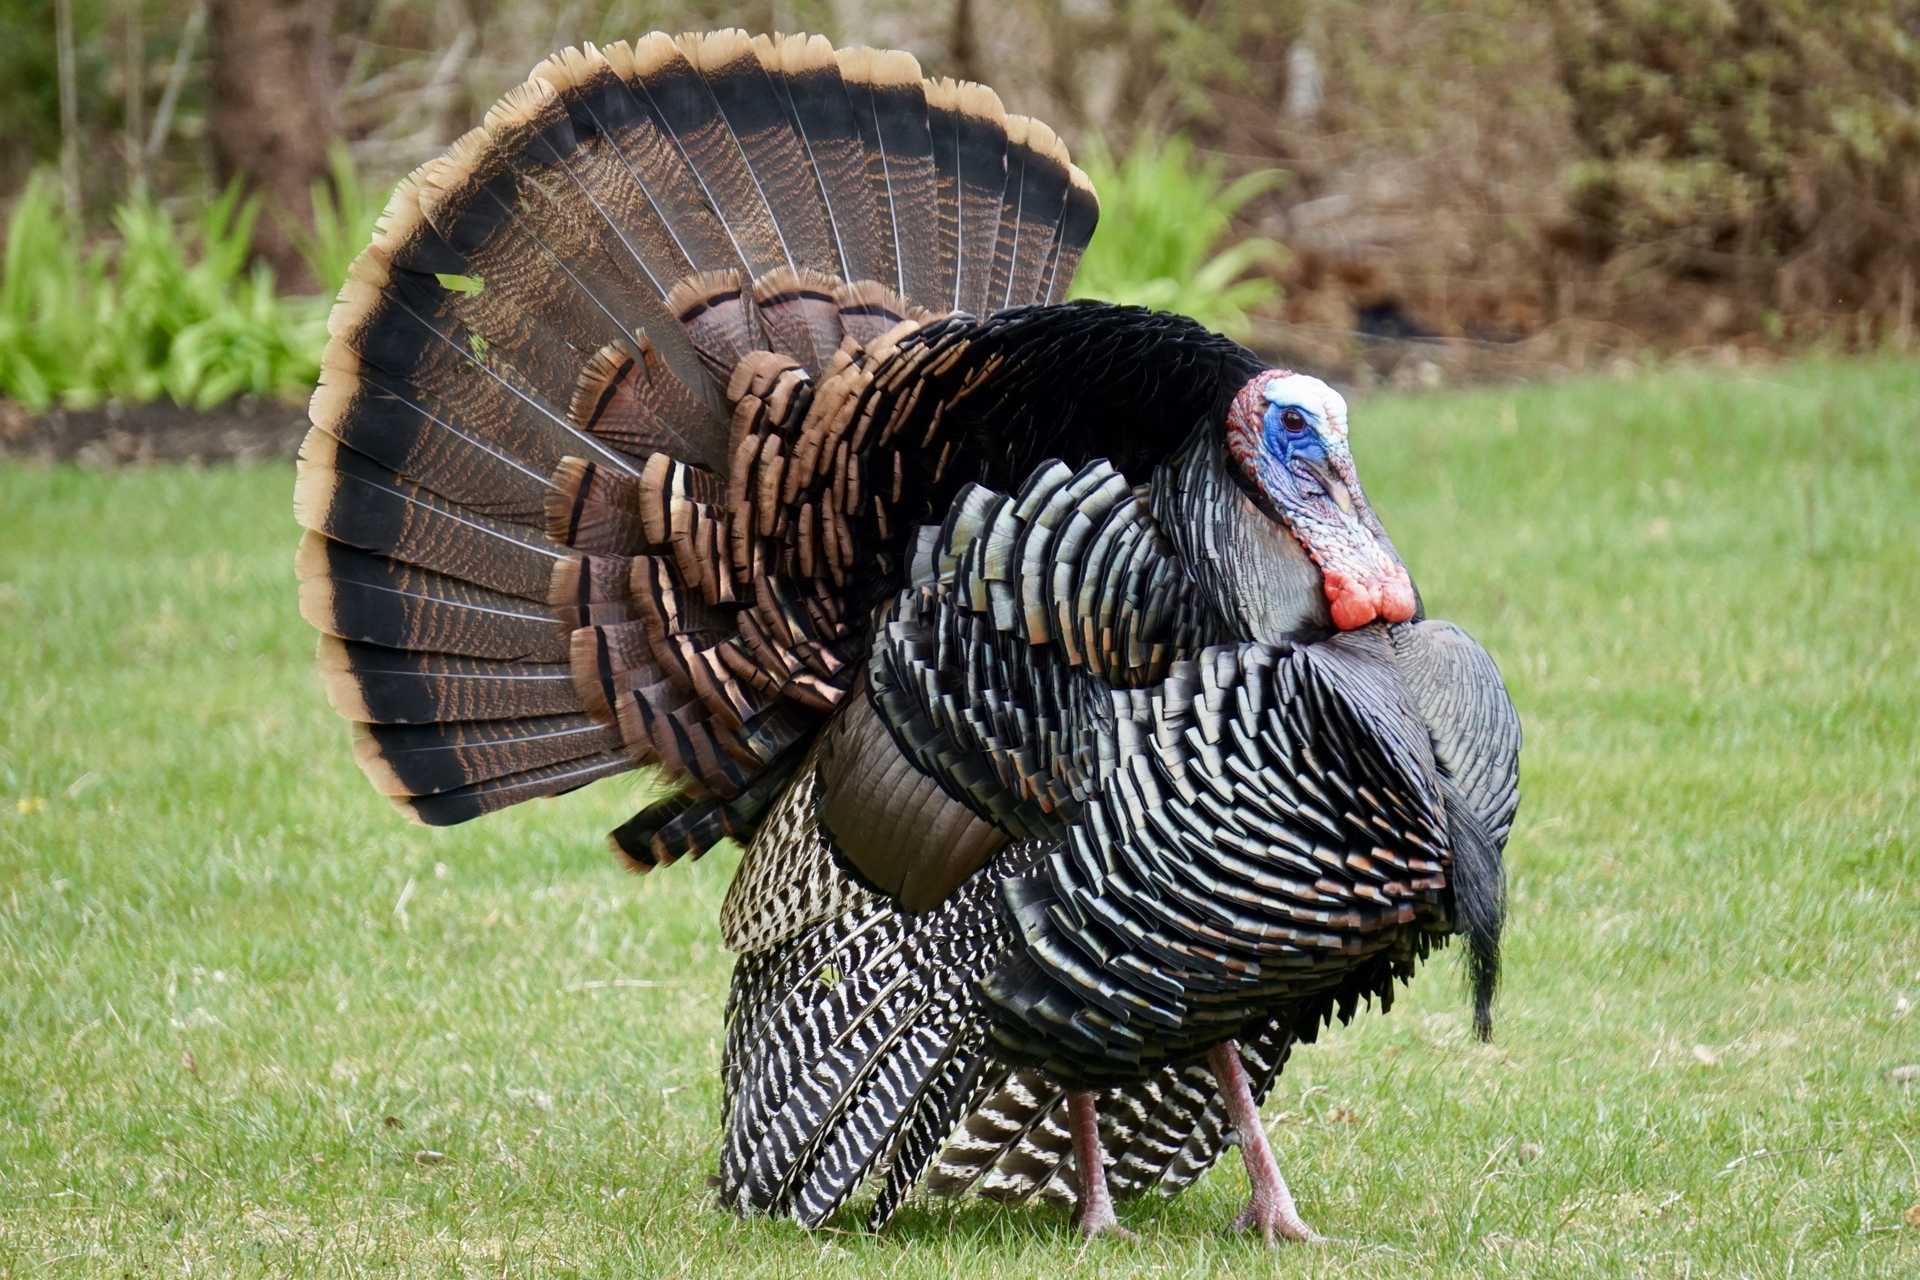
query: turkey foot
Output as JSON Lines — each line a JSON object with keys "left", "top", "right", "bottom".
{"left": 1067, "top": 1090, "right": 1134, "bottom": 1240}
{"left": 1208, "top": 1041, "right": 1321, "bottom": 1245}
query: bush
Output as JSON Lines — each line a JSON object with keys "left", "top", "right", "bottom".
{"left": 1556, "top": 0, "right": 1920, "bottom": 327}
{"left": 0, "top": 172, "right": 326, "bottom": 411}
{"left": 1068, "top": 134, "right": 1288, "bottom": 337}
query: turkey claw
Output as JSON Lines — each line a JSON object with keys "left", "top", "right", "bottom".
{"left": 1231, "top": 1195, "right": 1320, "bottom": 1245}
{"left": 1077, "top": 1216, "right": 1137, "bottom": 1242}
{"left": 1073, "top": 1194, "right": 1136, "bottom": 1240}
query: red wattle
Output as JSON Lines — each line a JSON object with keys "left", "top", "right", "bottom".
{"left": 1324, "top": 569, "right": 1379, "bottom": 630}
{"left": 1324, "top": 565, "right": 1415, "bottom": 630}
{"left": 1378, "top": 565, "right": 1416, "bottom": 623}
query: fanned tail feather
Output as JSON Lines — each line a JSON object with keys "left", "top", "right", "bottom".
{"left": 752, "top": 34, "right": 895, "bottom": 289}
{"left": 298, "top": 27, "right": 1099, "bottom": 873}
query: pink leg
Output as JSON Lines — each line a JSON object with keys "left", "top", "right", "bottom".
{"left": 1207, "top": 1041, "right": 1320, "bottom": 1245}
{"left": 1068, "top": 1090, "right": 1134, "bottom": 1239}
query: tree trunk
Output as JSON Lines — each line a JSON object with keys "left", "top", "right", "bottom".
{"left": 949, "top": 0, "right": 982, "bottom": 85}
{"left": 205, "top": 0, "right": 339, "bottom": 292}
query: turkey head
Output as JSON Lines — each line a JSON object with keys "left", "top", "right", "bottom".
{"left": 1224, "top": 371, "right": 1417, "bottom": 632}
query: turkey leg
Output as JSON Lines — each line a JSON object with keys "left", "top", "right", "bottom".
{"left": 1207, "top": 1040, "right": 1320, "bottom": 1244}
{"left": 1067, "top": 1090, "right": 1133, "bottom": 1239}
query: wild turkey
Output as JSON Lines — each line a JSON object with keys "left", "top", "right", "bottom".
{"left": 293, "top": 29, "right": 1519, "bottom": 1242}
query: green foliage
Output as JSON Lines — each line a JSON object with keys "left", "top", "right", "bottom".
{"left": 0, "top": 171, "right": 325, "bottom": 411}
{"left": 5, "top": 362, "right": 1919, "bottom": 1274}
{"left": 292, "top": 142, "right": 392, "bottom": 298}
{"left": 0, "top": 173, "right": 99, "bottom": 411}
{"left": 1068, "top": 134, "right": 1288, "bottom": 336}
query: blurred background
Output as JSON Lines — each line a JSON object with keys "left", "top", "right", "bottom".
{"left": 2, "top": 0, "right": 1918, "bottom": 436}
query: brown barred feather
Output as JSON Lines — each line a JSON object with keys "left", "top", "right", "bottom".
{"left": 669, "top": 269, "right": 765, "bottom": 384}
{"left": 548, "top": 553, "right": 637, "bottom": 630}
{"left": 544, "top": 457, "right": 648, "bottom": 554}
{"left": 752, "top": 267, "right": 845, "bottom": 377}
{"left": 925, "top": 78, "right": 1011, "bottom": 316}
{"left": 628, "top": 33, "right": 791, "bottom": 278}
{"left": 837, "top": 47, "right": 947, "bottom": 311}
{"left": 750, "top": 34, "right": 896, "bottom": 290}
{"left": 991, "top": 116, "right": 1072, "bottom": 309}
{"left": 1045, "top": 165, "right": 1100, "bottom": 305}
{"left": 568, "top": 338, "right": 725, "bottom": 470}
{"left": 313, "top": 632, "right": 580, "bottom": 731}
{"left": 681, "top": 31, "right": 842, "bottom": 277}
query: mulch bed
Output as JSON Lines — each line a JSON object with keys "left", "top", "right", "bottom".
{"left": 0, "top": 399, "right": 309, "bottom": 467}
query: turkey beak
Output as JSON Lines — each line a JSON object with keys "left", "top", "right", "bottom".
{"left": 1303, "top": 457, "right": 1353, "bottom": 514}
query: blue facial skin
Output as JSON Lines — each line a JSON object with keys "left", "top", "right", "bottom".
{"left": 1258, "top": 397, "right": 1338, "bottom": 513}
{"left": 1264, "top": 400, "right": 1324, "bottom": 465}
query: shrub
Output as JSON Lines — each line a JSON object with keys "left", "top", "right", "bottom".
{"left": 0, "top": 171, "right": 325, "bottom": 410}
{"left": 1556, "top": 0, "right": 1920, "bottom": 327}
{"left": 1068, "top": 133, "right": 1289, "bottom": 336}
{"left": 0, "top": 173, "right": 98, "bottom": 411}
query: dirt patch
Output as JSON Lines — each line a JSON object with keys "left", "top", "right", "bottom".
{"left": 0, "top": 399, "right": 309, "bottom": 467}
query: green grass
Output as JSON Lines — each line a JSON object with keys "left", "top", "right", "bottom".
{"left": 2, "top": 360, "right": 1918, "bottom": 1277}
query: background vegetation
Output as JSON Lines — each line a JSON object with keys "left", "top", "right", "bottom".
{"left": 3, "top": 0, "right": 1919, "bottom": 415}
{"left": 1555, "top": 0, "right": 1920, "bottom": 342}
{"left": 1067, "top": 133, "right": 1288, "bottom": 336}
{"left": 0, "top": 174, "right": 325, "bottom": 411}
{"left": 3, "top": 360, "right": 1917, "bottom": 1276}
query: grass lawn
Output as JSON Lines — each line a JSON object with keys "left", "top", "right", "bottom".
{"left": 2, "top": 359, "right": 1917, "bottom": 1278}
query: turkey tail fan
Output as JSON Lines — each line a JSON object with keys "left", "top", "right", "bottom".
{"left": 925, "top": 80, "right": 964, "bottom": 312}
{"left": 568, "top": 337, "right": 725, "bottom": 466}
{"left": 294, "top": 531, "right": 565, "bottom": 664}
{"left": 298, "top": 28, "right": 1102, "bottom": 861}
{"left": 926, "top": 77, "right": 1012, "bottom": 317}
{"left": 351, "top": 714, "right": 623, "bottom": 801}
{"left": 1044, "top": 164, "right": 1099, "bottom": 305}
{"left": 752, "top": 33, "right": 896, "bottom": 290}
{"left": 609, "top": 735, "right": 812, "bottom": 870}
{"left": 677, "top": 31, "right": 840, "bottom": 277}
{"left": 990, "top": 116, "right": 1074, "bottom": 311}
{"left": 615, "top": 33, "right": 794, "bottom": 281}
{"left": 315, "top": 635, "right": 580, "bottom": 726}
{"left": 607, "top": 790, "right": 701, "bottom": 869}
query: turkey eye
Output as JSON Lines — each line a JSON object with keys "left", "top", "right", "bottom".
{"left": 1280, "top": 408, "right": 1308, "bottom": 433}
